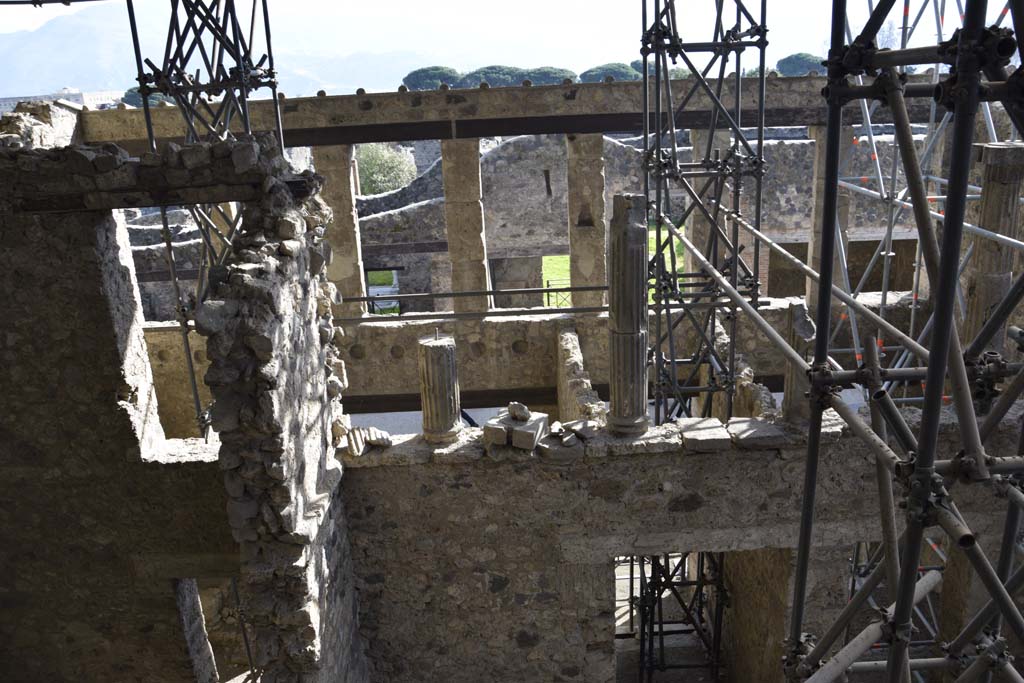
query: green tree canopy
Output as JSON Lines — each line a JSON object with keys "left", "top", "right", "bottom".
{"left": 523, "top": 66, "right": 577, "bottom": 85}
{"left": 630, "top": 59, "right": 654, "bottom": 75}
{"left": 402, "top": 66, "right": 460, "bottom": 91}
{"left": 355, "top": 143, "right": 417, "bottom": 196}
{"left": 579, "top": 62, "right": 642, "bottom": 83}
{"left": 456, "top": 65, "right": 528, "bottom": 88}
{"left": 121, "top": 87, "right": 174, "bottom": 107}
{"left": 775, "top": 53, "right": 825, "bottom": 77}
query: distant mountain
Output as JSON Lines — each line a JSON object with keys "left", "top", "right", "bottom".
{"left": 0, "top": 3, "right": 426, "bottom": 99}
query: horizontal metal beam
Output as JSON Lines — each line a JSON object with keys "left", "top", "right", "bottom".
{"left": 343, "top": 384, "right": 611, "bottom": 413}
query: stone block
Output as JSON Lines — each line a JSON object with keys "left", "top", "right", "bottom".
{"left": 676, "top": 417, "right": 731, "bottom": 452}
{"left": 726, "top": 417, "right": 789, "bottom": 449}
{"left": 441, "top": 138, "right": 482, "bottom": 201}
{"left": 483, "top": 410, "right": 549, "bottom": 450}
{"left": 511, "top": 412, "right": 549, "bottom": 450}
{"left": 566, "top": 132, "right": 604, "bottom": 160}
{"left": 482, "top": 420, "right": 509, "bottom": 447}
{"left": 232, "top": 141, "right": 260, "bottom": 173}
{"left": 449, "top": 258, "right": 489, "bottom": 289}
{"left": 179, "top": 143, "right": 211, "bottom": 170}
{"left": 444, "top": 201, "right": 487, "bottom": 258}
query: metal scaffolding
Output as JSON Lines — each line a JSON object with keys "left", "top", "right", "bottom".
{"left": 123, "top": 0, "right": 285, "bottom": 436}
{"left": 638, "top": 1, "right": 1024, "bottom": 680}
{"left": 616, "top": 553, "right": 727, "bottom": 681}
{"left": 631, "top": 0, "right": 1024, "bottom": 678}
{"left": 641, "top": 0, "right": 769, "bottom": 425}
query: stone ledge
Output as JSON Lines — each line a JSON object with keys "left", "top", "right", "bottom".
{"left": 0, "top": 134, "right": 317, "bottom": 214}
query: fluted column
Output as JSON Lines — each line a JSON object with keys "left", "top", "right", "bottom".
{"left": 418, "top": 335, "right": 462, "bottom": 443}
{"left": 608, "top": 194, "right": 650, "bottom": 435}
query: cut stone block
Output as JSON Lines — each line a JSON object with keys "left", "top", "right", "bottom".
{"left": 511, "top": 412, "right": 549, "bottom": 450}
{"left": 726, "top": 418, "right": 788, "bottom": 449}
{"left": 676, "top": 417, "right": 731, "bottom": 452}
{"left": 483, "top": 408, "right": 549, "bottom": 451}
{"left": 482, "top": 420, "right": 510, "bottom": 447}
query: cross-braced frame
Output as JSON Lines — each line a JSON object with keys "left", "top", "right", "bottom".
{"left": 123, "top": 0, "right": 285, "bottom": 437}
{"left": 641, "top": 0, "right": 769, "bottom": 425}
{"left": 758, "top": 2, "right": 1024, "bottom": 680}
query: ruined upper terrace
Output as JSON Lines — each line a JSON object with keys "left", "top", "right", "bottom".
{"left": 76, "top": 74, "right": 941, "bottom": 151}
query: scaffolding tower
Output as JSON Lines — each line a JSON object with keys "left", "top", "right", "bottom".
{"left": 642, "top": 0, "right": 768, "bottom": 424}
{"left": 649, "top": 1, "right": 1024, "bottom": 680}
{"left": 635, "top": 1, "right": 768, "bottom": 678}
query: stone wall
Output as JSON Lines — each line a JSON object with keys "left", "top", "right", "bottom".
{"left": 0, "top": 189, "right": 236, "bottom": 680}
{"left": 195, "top": 140, "right": 368, "bottom": 681}
{"left": 145, "top": 323, "right": 213, "bottom": 438}
{"left": 337, "top": 414, "right": 1011, "bottom": 682}
{"left": 335, "top": 295, "right": 912, "bottom": 404}
{"left": 347, "top": 128, "right": 966, "bottom": 305}
{"left": 0, "top": 100, "right": 79, "bottom": 150}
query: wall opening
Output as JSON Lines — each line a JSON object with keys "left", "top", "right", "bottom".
{"left": 614, "top": 553, "right": 727, "bottom": 682}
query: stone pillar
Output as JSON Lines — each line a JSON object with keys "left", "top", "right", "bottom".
{"left": 782, "top": 302, "right": 816, "bottom": 424}
{"left": 316, "top": 144, "right": 368, "bottom": 317}
{"left": 608, "top": 194, "right": 650, "bottom": 436}
{"left": 962, "top": 142, "right": 1024, "bottom": 354}
{"left": 566, "top": 133, "right": 607, "bottom": 308}
{"left": 490, "top": 255, "right": 543, "bottom": 308}
{"left": 418, "top": 335, "right": 462, "bottom": 443}
{"left": 442, "top": 138, "right": 493, "bottom": 313}
{"left": 807, "top": 124, "right": 854, "bottom": 312}
{"left": 686, "top": 128, "right": 732, "bottom": 277}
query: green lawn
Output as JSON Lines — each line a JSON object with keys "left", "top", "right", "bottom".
{"left": 541, "top": 225, "right": 687, "bottom": 307}
{"left": 367, "top": 270, "right": 395, "bottom": 287}
{"left": 542, "top": 254, "right": 570, "bottom": 285}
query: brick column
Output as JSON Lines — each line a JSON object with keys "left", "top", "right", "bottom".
{"left": 807, "top": 124, "right": 854, "bottom": 312}
{"left": 316, "top": 144, "right": 367, "bottom": 317}
{"left": 566, "top": 133, "right": 607, "bottom": 308}
{"left": 442, "top": 138, "right": 493, "bottom": 313}
{"left": 963, "top": 142, "right": 1024, "bottom": 354}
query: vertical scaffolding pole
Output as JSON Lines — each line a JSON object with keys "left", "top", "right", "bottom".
{"left": 887, "top": 2, "right": 988, "bottom": 679}
{"left": 787, "top": 0, "right": 848, "bottom": 658}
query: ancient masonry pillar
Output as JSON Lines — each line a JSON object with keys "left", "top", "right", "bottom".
{"left": 781, "top": 302, "right": 815, "bottom": 424}
{"left": 442, "top": 138, "right": 493, "bottom": 313}
{"left": 316, "top": 144, "right": 368, "bottom": 317}
{"left": 685, "top": 128, "right": 732, "bottom": 277}
{"left": 962, "top": 142, "right": 1024, "bottom": 353}
{"left": 608, "top": 194, "right": 650, "bottom": 435}
{"left": 806, "top": 124, "right": 854, "bottom": 311}
{"left": 566, "top": 133, "right": 607, "bottom": 308}
{"left": 418, "top": 335, "right": 462, "bottom": 443}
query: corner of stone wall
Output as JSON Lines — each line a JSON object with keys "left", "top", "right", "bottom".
{"left": 197, "top": 134, "right": 367, "bottom": 682}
